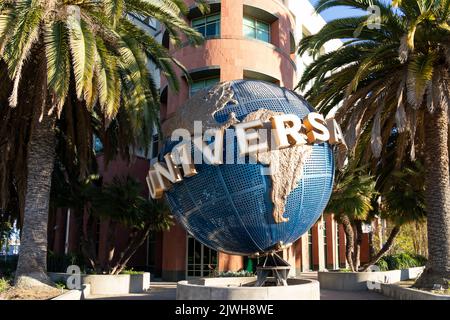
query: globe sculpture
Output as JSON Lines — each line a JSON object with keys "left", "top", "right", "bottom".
{"left": 161, "top": 80, "right": 334, "bottom": 256}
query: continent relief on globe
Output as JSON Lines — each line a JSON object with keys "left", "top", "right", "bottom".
{"left": 161, "top": 82, "right": 337, "bottom": 224}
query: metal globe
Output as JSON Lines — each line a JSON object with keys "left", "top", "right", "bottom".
{"left": 162, "top": 80, "right": 334, "bottom": 256}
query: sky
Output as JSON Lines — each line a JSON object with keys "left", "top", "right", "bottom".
{"left": 308, "top": 0, "right": 368, "bottom": 22}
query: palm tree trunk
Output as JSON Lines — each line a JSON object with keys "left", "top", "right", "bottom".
{"left": 361, "top": 225, "right": 401, "bottom": 272}
{"left": 338, "top": 214, "right": 355, "bottom": 271}
{"left": 368, "top": 231, "right": 375, "bottom": 260}
{"left": 415, "top": 103, "right": 450, "bottom": 288}
{"left": 14, "top": 68, "right": 56, "bottom": 288}
{"left": 353, "top": 221, "right": 362, "bottom": 271}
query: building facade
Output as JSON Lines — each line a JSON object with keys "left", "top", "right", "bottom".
{"left": 48, "top": 0, "right": 370, "bottom": 281}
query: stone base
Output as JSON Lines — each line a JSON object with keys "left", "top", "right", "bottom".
{"left": 318, "top": 267, "right": 425, "bottom": 291}
{"left": 15, "top": 272, "right": 55, "bottom": 290}
{"left": 48, "top": 272, "right": 150, "bottom": 295}
{"left": 380, "top": 283, "right": 450, "bottom": 300}
{"left": 176, "top": 277, "right": 320, "bottom": 300}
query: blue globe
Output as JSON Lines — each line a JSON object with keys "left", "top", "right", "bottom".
{"left": 162, "top": 80, "right": 334, "bottom": 256}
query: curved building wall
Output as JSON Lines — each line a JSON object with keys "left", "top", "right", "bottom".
{"left": 161, "top": 0, "right": 297, "bottom": 132}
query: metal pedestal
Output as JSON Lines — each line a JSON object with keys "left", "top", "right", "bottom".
{"left": 254, "top": 252, "right": 291, "bottom": 287}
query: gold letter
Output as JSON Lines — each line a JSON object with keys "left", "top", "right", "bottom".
{"left": 172, "top": 143, "right": 198, "bottom": 177}
{"left": 271, "top": 114, "right": 306, "bottom": 149}
{"left": 146, "top": 168, "right": 164, "bottom": 199}
{"left": 153, "top": 153, "right": 183, "bottom": 189}
{"left": 326, "top": 118, "right": 346, "bottom": 145}
{"left": 303, "top": 113, "right": 330, "bottom": 143}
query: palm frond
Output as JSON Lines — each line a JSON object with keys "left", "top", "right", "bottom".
{"left": 68, "top": 17, "right": 97, "bottom": 107}
{"left": 45, "top": 21, "right": 71, "bottom": 115}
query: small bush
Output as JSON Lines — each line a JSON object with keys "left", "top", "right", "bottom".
{"left": 0, "top": 277, "right": 11, "bottom": 293}
{"left": 216, "top": 270, "right": 254, "bottom": 277}
{"left": 55, "top": 280, "right": 67, "bottom": 290}
{"left": 120, "top": 268, "right": 144, "bottom": 275}
{"left": 376, "top": 259, "right": 389, "bottom": 271}
{"left": 376, "top": 253, "right": 427, "bottom": 271}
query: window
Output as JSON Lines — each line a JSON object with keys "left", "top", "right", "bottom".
{"left": 192, "top": 13, "right": 220, "bottom": 38}
{"left": 189, "top": 77, "right": 220, "bottom": 96}
{"left": 243, "top": 16, "right": 270, "bottom": 43}
{"left": 151, "top": 134, "right": 159, "bottom": 159}
{"left": 186, "top": 235, "right": 217, "bottom": 278}
{"left": 308, "top": 229, "right": 314, "bottom": 271}
{"left": 93, "top": 135, "right": 103, "bottom": 153}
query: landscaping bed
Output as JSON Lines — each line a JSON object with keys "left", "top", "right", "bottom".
{"left": 0, "top": 286, "right": 63, "bottom": 300}
{"left": 318, "top": 267, "right": 424, "bottom": 291}
{"left": 380, "top": 280, "right": 450, "bottom": 300}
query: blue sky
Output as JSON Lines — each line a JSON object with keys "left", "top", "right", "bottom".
{"left": 308, "top": 0, "right": 367, "bottom": 22}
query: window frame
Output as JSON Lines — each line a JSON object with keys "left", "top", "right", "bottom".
{"left": 191, "top": 13, "right": 221, "bottom": 38}
{"left": 189, "top": 76, "right": 220, "bottom": 97}
{"left": 243, "top": 15, "right": 271, "bottom": 43}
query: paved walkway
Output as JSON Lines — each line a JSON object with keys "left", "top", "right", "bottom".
{"left": 86, "top": 274, "right": 388, "bottom": 300}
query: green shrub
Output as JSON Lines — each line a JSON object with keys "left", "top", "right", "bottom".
{"left": 0, "top": 277, "right": 11, "bottom": 293}
{"left": 55, "top": 280, "right": 67, "bottom": 290}
{"left": 376, "top": 259, "right": 389, "bottom": 271}
{"left": 216, "top": 270, "right": 254, "bottom": 277}
{"left": 376, "top": 253, "right": 427, "bottom": 271}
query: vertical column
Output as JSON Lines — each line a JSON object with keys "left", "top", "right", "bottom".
{"left": 68, "top": 210, "right": 80, "bottom": 253}
{"left": 338, "top": 224, "right": 347, "bottom": 268}
{"left": 218, "top": 252, "right": 243, "bottom": 272}
{"left": 220, "top": 0, "right": 244, "bottom": 81}
{"left": 52, "top": 208, "right": 66, "bottom": 254}
{"left": 300, "top": 233, "right": 309, "bottom": 271}
{"left": 325, "top": 214, "right": 337, "bottom": 270}
{"left": 360, "top": 233, "right": 370, "bottom": 265}
{"left": 312, "top": 217, "right": 325, "bottom": 270}
{"left": 161, "top": 223, "right": 187, "bottom": 281}
{"left": 294, "top": 237, "right": 303, "bottom": 274}
{"left": 281, "top": 244, "right": 296, "bottom": 277}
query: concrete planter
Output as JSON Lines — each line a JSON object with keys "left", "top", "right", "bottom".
{"left": 318, "top": 267, "right": 424, "bottom": 291}
{"left": 380, "top": 283, "right": 450, "bottom": 300}
{"left": 177, "top": 277, "right": 320, "bottom": 300}
{"left": 48, "top": 272, "right": 150, "bottom": 295}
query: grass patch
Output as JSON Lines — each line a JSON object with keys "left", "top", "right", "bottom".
{"left": 120, "top": 268, "right": 144, "bottom": 275}
{"left": 337, "top": 269, "right": 353, "bottom": 272}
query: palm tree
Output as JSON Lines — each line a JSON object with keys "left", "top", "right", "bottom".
{"left": 361, "top": 161, "right": 426, "bottom": 271}
{"left": 298, "top": 0, "right": 450, "bottom": 287}
{"left": 326, "top": 167, "right": 378, "bottom": 271}
{"left": 0, "top": 0, "right": 203, "bottom": 289}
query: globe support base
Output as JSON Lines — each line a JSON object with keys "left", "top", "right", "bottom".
{"left": 255, "top": 252, "right": 291, "bottom": 287}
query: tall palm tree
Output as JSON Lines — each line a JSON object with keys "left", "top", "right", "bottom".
{"left": 298, "top": 0, "right": 450, "bottom": 287}
{"left": 326, "top": 167, "right": 378, "bottom": 271}
{"left": 357, "top": 160, "right": 426, "bottom": 271}
{"left": 0, "top": 0, "right": 203, "bottom": 289}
